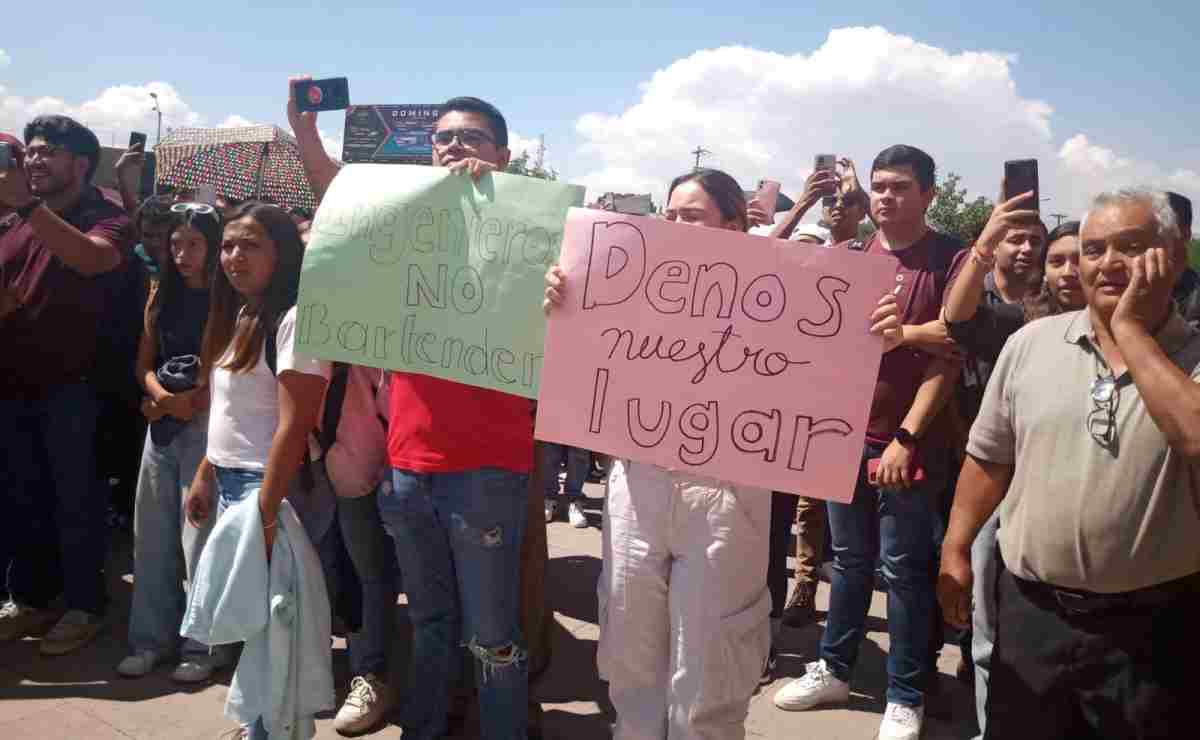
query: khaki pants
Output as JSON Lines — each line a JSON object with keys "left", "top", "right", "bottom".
{"left": 792, "top": 495, "right": 827, "bottom": 591}
{"left": 598, "top": 460, "right": 771, "bottom": 740}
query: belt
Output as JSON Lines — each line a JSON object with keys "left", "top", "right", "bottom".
{"left": 1018, "top": 571, "right": 1200, "bottom": 617}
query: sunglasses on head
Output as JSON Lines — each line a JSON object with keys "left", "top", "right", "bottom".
{"left": 170, "top": 202, "right": 216, "bottom": 216}
{"left": 430, "top": 127, "right": 495, "bottom": 148}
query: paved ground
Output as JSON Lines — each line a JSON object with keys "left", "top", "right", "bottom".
{"left": 0, "top": 482, "right": 978, "bottom": 739}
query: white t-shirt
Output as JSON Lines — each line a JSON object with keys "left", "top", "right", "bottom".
{"left": 207, "top": 306, "right": 331, "bottom": 471}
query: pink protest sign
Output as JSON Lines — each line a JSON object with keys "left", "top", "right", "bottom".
{"left": 535, "top": 208, "right": 895, "bottom": 502}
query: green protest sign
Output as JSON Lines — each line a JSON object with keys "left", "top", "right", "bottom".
{"left": 295, "top": 164, "right": 585, "bottom": 398}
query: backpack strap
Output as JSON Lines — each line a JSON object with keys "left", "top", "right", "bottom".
{"left": 318, "top": 362, "right": 351, "bottom": 454}
{"left": 265, "top": 324, "right": 278, "bottom": 376}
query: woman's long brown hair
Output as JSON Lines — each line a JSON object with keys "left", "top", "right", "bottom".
{"left": 199, "top": 202, "right": 305, "bottom": 374}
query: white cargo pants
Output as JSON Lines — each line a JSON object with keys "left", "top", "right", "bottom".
{"left": 597, "top": 460, "right": 772, "bottom": 740}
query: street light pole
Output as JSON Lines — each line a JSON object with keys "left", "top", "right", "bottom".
{"left": 149, "top": 93, "right": 162, "bottom": 147}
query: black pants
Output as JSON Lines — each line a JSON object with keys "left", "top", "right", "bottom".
{"left": 984, "top": 567, "right": 1197, "bottom": 739}
{"left": 767, "top": 492, "right": 800, "bottom": 618}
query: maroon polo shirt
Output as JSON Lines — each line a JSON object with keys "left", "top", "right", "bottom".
{"left": 0, "top": 187, "right": 133, "bottom": 400}
{"left": 837, "top": 229, "right": 962, "bottom": 444}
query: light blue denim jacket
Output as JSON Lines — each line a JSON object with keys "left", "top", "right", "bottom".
{"left": 181, "top": 496, "right": 334, "bottom": 739}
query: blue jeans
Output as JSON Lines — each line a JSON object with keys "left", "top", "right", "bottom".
{"left": 337, "top": 489, "right": 397, "bottom": 678}
{"left": 820, "top": 443, "right": 940, "bottom": 707}
{"left": 380, "top": 467, "right": 530, "bottom": 740}
{"left": 539, "top": 443, "right": 589, "bottom": 500}
{"left": 213, "top": 465, "right": 340, "bottom": 740}
{"left": 0, "top": 383, "right": 107, "bottom": 614}
{"left": 970, "top": 511, "right": 1000, "bottom": 740}
{"left": 127, "top": 418, "right": 213, "bottom": 657}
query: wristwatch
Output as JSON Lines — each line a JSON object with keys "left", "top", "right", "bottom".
{"left": 893, "top": 427, "right": 917, "bottom": 447}
{"left": 15, "top": 197, "right": 43, "bottom": 219}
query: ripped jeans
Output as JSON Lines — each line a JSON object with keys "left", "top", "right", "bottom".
{"left": 381, "top": 468, "right": 530, "bottom": 740}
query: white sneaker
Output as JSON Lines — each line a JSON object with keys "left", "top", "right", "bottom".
{"left": 877, "top": 702, "right": 924, "bottom": 740}
{"left": 544, "top": 499, "right": 558, "bottom": 523}
{"left": 334, "top": 674, "right": 392, "bottom": 735}
{"left": 568, "top": 501, "right": 588, "bottom": 528}
{"left": 773, "top": 659, "right": 850, "bottom": 711}
{"left": 117, "top": 648, "right": 167, "bottom": 677}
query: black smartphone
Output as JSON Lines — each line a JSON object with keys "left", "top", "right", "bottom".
{"left": 1003, "top": 159, "right": 1039, "bottom": 211}
{"left": 0, "top": 142, "right": 11, "bottom": 169}
{"left": 129, "top": 131, "right": 147, "bottom": 149}
{"left": 293, "top": 77, "right": 351, "bottom": 112}
{"left": 815, "top": 153, "right": 837, "bottom": 206}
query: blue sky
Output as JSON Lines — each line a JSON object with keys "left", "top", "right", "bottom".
{"left": 2, "top": 1, "right": 1197, "bottom": 210}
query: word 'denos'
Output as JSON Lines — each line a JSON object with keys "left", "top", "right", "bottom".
{"left": 536, "top": 208, "right": 895, "bottom": 502}
{"left": 581, "top": 220, "right": 852, "bottom": 337}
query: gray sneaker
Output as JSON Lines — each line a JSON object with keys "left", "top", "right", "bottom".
{"left": 117, "top": 648, "right": 169, "bottom": 677}
{"left": 173, "top": 646, "right": 233, "bottom": 683}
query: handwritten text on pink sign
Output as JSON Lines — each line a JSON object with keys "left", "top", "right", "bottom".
{"left": 535, "top": 209, "right": 895, "bottom": 502}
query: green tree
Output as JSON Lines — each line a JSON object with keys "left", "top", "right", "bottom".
{"left": 926, "top": 172, "right": 994, "bottom": 244}
{"left": 1190, "top": 239, "right": 1200, "bottom": 269}
{"left": 505, "top": 150, "right": 558, "bottom": 181}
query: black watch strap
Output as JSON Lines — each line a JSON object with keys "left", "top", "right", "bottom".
{"left": 894, "top": 427, "right": 917, "bottom": 446}
{"left": 16, "top": 197, "right": 43, "bottom": 219}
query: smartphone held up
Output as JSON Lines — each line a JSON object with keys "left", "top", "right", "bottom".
{"left": 129, "top": 131, "right": 148, "bottom": 150}
{"left": 293, "top": 77, "right": 351, "bottom": 113}
{"left": 1003, "top": 159, "right": 1039, "bottom": 212}
{"left": 0, "top": 142, "right": 12, "bottom": 170}
{"left": 815, "top": 154, "right": 837, "bottom": 206}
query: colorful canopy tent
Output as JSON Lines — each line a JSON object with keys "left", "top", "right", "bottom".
{"left": 155, "top": 125, "right": 319, "bottom": 211}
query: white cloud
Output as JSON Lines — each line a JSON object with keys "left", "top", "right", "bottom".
{"left": 319, "top": 128, "right": 343, "bottom": 160}
{"left": 0, "top": 50, "right": 10, "bottom": 69}
{"left": 217, "top": 114, "right": 258, "bottom": 128}
{"left": 508, "top": 130, "right": 557, "bottom": 172}
{"left": 1056, "top": 134, "right": 1200, "bottom": 215}
{"left": 0, "top": 81, "right": 202, "bottom": 146}
{"left": 569, "top": 26, "right": 1189, "bottom": 218}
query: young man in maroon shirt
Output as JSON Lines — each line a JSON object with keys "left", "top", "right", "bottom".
{"left": 0, "top": 115, "right": 133, "bottom": 655}
{"left": 774, "top": 145, "right": 961, "bottom": 740}
{"left": 290, "top": 86, "right": 533, "bottom": 739}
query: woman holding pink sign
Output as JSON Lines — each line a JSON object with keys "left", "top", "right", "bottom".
{"left": 543, "top": 169, "right": 902, "bottom": 740}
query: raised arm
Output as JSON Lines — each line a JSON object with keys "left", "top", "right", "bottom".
{"left": 287, "top": 75, "right": 342, "bottom": 205}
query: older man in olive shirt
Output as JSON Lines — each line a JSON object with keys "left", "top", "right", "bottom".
{"left": 938, "top": 187, "right": 1200, "bottom": 740}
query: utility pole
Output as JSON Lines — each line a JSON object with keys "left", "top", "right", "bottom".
{"left": 149, "top": 92, "right": 162, "bottom": 147}
{"left": 1049, "top": 212, "right": 1067, "bottom": 227}
{"left": 534, "top": 134, "right": 546, "bottom": 172}
{"left": 691, "top": 146, "right": 711, "bottom": 171}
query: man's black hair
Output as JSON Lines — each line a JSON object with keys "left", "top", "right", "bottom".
{"left": 439, "top": 97, "right": 508, "bottom": 148}
{"left": 23, "top": 115, "right": 102, "bottom": 183}
{"left": 1046, "top": 220, "right": 1080, "bottom": 244}
{"left": 135, "top": 194, "right": 175, "bottom": 227}
{"left": 1167, "top": 191, "right": 1193, "bottom": 236}
{"left": 288, "top": 206, "right": 313, "bottom": 220}
{"left": 871, "top": 145, "right": 936, "bottom": 192}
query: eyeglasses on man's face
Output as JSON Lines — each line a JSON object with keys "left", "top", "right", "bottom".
{"left": 430, "top": 127, "right": 495, "bottom": 149}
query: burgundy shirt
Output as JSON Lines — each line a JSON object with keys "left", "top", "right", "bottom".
{"left": 838, "top": 230, "right": 963, "bottom": 443}
{"left": 0, "top": 187, "right": 133, "bottom": 399}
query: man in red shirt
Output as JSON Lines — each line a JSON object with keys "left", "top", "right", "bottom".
{"left": 774, "top": 145, "right": 961, "bottom": 740}
{"left": 290, "top": 88, "right": 533, "bottom": 738}
{"left": 0, "top": 116, "right": 133, "bottom": 655}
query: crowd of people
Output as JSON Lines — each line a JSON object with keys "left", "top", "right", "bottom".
{"left": 0, "top": 72, "right": 1197, "bottom": 740}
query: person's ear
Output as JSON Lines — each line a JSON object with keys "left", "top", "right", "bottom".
{"left": 496, "top": 147, "right": 511, "bottom": 171}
